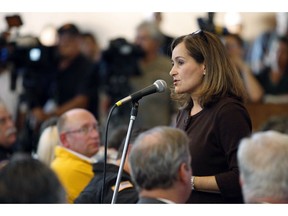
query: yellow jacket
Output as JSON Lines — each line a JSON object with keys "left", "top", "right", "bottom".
{"left": 51, "top": 146, "right": 94, "bottom": 203}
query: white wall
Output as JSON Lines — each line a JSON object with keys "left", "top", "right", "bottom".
{"left": 0, "top": 12, "right": 276, "bottom": 49}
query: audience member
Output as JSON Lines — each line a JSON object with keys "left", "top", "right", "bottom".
{"left": 80, "top": 32, "right": 102, "bottom": 62}
{"left": 255, "top": 36, "right": 288, "bottom": 103}
{"left": 50, "top": 108, "right": 101, "bottom": 203}
{"left": 0, "top": 152, "right": 66, "bottom": 203}
{"left": 129, "top": 126, "right": 192, "bottom": 204}
{"left": 108, "top": 124, "right": 128, "bottom": 152}
{"left": 259, "top": 115, "right": 288, "bottom": 134}
{"left": 247, "top": 12, "right": 288, "bottom": 74}
{"left": 222, "top": 33, "right": 264, "bottom": 102}
{"left": 151, "top": 12, "right": 175, "bottom": 57}
{"left": 16, "top": 23, "right": 98, "bottom": 154}
{"left": 0, "top": 63, "right": 22, "bottom": 122}
{"left": 0, "top": 100, "right": 18, "bottom": 162}
{"left": 74, "top": 128, "right": 145, "bottom": 204}
{"left": 237, "top": 130, "right": 288, "bottom": 203}
{"left": 170, "top": 30, "right": 252, "bottom": 203}
{"left": 99, "top": 37, "right": 144, "bottom": 128}
{"left": 130, "top": 20, "right": 175, "bottom": 128}
{"left": 29, "top": 23, "right": 97, "bottom": 130}
{"left": 36, "top": 117, "right": 59, "bottom": 166}
{"left": 95, "top": 124, "right": 128, "bottom": 163}
{"left": 79, "top": 32, "right": 103, "bottom": 120}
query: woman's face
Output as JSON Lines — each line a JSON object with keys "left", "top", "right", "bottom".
{"left": 170, "top": 42, "right": 205, "bottom": 95}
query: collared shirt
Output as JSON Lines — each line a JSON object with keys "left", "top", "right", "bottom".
{"left": 51, "top": 146, "right": 96, "bottom": 203}
{"left": 64, "top": 147, "right": 98, "bottom": 164}
{"left": 157, "top": 198, "right": 175, "bottom": 204}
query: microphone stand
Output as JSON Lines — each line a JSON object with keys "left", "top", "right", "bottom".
{"left": 111, "top": 101, "right": 139, "bottom": 204}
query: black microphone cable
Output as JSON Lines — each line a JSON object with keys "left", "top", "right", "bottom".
{"left": 100, "top": 103, "right": 117, "bottom": 204}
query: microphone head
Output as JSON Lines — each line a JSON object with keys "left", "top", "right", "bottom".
{"left": 154, "top": 79, "right": 167, "bottom": 93}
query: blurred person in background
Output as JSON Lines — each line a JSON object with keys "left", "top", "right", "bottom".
{"left": 80, "top": 32, "right": 103, "bottom": 120}
{"left": 255, "top": 36, "right": 288, "bottom": 103}
{"left": 130, "top": 20, "right": 176, "bottom": 128}
{"left": 94, "top": 124, "right": 128, "bottom": 164}
{"left": 0, "top": 35, "right": 23, "bottom": 122}
{"left": 247, "top": 12, "right": 288, "bottom": 74}
{"left": 30, "top": 23, "right": 96, "bottom": 122}
{"left": 151, "top": 12, "right": 174, "bottom": 57}
{"left": 20, "top": 23, "right": 98, "bottom": 154}
{"left": 222, "top": 33, "right": 264, "bottom": 103}
{"left": 0, "top": 99, "right": 18, "bottom": 162}
{"left": 259, "top": 115, "right": 288, "bottom": 134}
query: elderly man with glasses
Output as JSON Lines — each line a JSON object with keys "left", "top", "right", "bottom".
{"left": 0, "top": 100, "right": 18, "bottom": 162}
{"left": 50, "top": 108, "right": 101, "bottom": 203}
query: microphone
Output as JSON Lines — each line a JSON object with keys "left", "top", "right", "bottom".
{"left": 115, "top": 79, "right": 167, "bottom": 107}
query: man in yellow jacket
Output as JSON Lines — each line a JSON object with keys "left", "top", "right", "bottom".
{"left": 51, "top": 108, "right": 101, "bottom": 203}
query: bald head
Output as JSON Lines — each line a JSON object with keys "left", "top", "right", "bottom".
{"left": 57, "top": 109, "right": 96, "bottom": 133}
{"left": 57, "top": 109, "right": 100, "bottom": 157}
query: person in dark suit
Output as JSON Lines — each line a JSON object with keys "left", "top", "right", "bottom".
{"left": 152, "top": 12, "right": 174, "bottom": 57}
{"left": 29, "top": 23, "right": 97, "bottom": 129}
{"left": 128, "top": 126, "right": 192, "bottom": 204}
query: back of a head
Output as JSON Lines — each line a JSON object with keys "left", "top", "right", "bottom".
{"left": 260, "top": 115, "right": 288, "bottom": 134}
{"left": 136, "top": 20, "right": 163, "bottom": 42}
{"left": 57, "top": 23, "right": 81, "bottom": 59}
{"left": 0, "top": 153, "right": 66, "bottom": 203}
{"left": 128, "top": 126, "right": 190, "bottom": 191}
{"left": 237, "top": 130, "right": 288, "bottom": 203}
{"left": 57, "top": 23, "right": 80, "bottom": 36}
{"left": 152, "top": 12, "right": 163, "bottom": 27}
{"left": 80, "top": 32, "right": 101, "bottom": 61}
{"left": 37, "top": 125, "right": 59, "bottom": 166}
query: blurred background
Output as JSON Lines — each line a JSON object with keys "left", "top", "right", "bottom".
{"left": 0, "top": 12, "right": 278, "bottom": 49}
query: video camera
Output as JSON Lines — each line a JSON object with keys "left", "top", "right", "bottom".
{"left": 100, "top": 37, "right": 145, "bottom": 101}
{"left": 1, "top": 14, "right": 57, "bottom": 91}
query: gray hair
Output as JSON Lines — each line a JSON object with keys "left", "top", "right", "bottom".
{"left": 136, "top": 20, "right": 164, "bottom": 44}
{"left": 128, "top": 126, "right": 190, "bottom": 191}
{"left": 237, "top": 130, "right": 288, "bottom": 203}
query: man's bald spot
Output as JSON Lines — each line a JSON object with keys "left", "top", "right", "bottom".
{"left": 57, "top": 109, "right": 96, "bottom": 134}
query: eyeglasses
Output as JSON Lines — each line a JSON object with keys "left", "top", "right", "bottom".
{"left": 190, "top": 29, "right": 208, "bottom": 44}
{"left": 64, "top": 123, "right": 99, "bottom": 135}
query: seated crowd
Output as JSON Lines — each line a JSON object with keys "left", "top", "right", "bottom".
{"left": 1, "top": 99, "right": 288, "bottom": 204}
